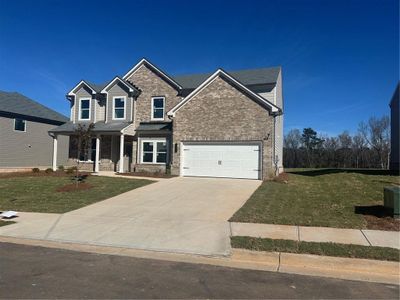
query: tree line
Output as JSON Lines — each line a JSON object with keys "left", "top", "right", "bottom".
{"left": 283, "top": 115, "right": 391, "bottom": 169}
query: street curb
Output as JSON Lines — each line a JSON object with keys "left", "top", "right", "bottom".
{"left": 0, "top": 236, "right": 398, "bottom": 285}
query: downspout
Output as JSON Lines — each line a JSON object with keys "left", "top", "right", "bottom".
{"left": 273, "top": 114, "right": 277, "bottom": 177}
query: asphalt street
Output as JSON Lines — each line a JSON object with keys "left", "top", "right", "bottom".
{"left": 0, "top": 242, "right": 398, "bottom": 299}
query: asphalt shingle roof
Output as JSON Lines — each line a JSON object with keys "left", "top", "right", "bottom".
{"left": 82, "top": 66, "right": 281, "bottom": 97}
{"left": 49, "top": 121, "right": 132, "bottom": 133}
{"left": 136, "top": 122, "right": 172, "bottom": 131}
{"left": 0, "top": 91, "right": 68, "bottom": 123}
{"left": 172, "top": 66, "right": 281, "bottom": 89}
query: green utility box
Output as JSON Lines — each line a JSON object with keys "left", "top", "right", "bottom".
{"left": 384, "top": 186, "right": 400, "bottom": 219}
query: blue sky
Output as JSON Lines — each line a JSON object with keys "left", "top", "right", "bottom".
{"left": 0, "top": 0, "right": 398, "bottom": 136}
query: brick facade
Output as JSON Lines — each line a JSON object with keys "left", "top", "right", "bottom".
{"left": 170, "top": 76, "right": 275, "bottom": 179}
{"left": 125, "top": 64, "right": 182, "bottom": 125}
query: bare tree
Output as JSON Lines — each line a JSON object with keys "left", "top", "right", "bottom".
{"left": 352, "top": 133, "right": 366, "bottom": 168}
{"left": 74, "top": 123, "right": 95, "bottom": 185}
{"left": 284, "top": 129, "right": 302, "bottom": 167}
{"left": 358, "top": 116, "right": 390, "bottom": 169}
{"left": 338, "top": 131, "right": 352, "bottom": 168}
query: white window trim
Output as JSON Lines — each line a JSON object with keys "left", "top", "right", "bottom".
{"left": 151, "top": 96, "right": 165, "bottom": 121}
{"left": 78, "top": 98, "right": 91, "bottom": 121}
{"left": 13, "top": 118, "right": 26, "bottom": 132}
{"left": 139, "top": 138, "right": 167, "bottom": 165}
{"left": 112, "top": 96, "right": 127, "bottom": 120}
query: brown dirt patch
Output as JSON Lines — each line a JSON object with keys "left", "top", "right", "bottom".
{"left": 272, "top": 172, "right": 289, "bottom": 183}
{"left": 355, "top": 204, "right": 400, "bottom": 231}
{"left": 0, "top": 171, "right": 91, "bottom": 179}
{"left": 120, "top": 172, "right": 177, "bottom": 178}
{"left": 56, "top": 183, "right": 93, "bottom": 193}
{"left": 365, "top": 215, "right": 400, "bottom": 231}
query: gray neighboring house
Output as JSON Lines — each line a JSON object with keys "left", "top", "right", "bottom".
{"left": 390, "top": 83, "right": 399, "bottom": 171}
{"left": 0, "top": 91, "right": 69, "bottom": 170}
{"left": 50, "top": 58, "right": 284, "bottom": 180}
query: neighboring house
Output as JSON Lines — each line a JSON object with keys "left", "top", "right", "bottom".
{"left": 0, "top": 91, "right": 69, "bottom": 170}
{"left": 390, "top": 83, "right": 399, "bottom": 171}
{"left": 50, "top": 58, "right": 284, "bottom": 180}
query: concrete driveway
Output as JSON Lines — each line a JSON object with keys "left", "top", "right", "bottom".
{"left": 0, "top": 177, "right": 260, "bottom": 256}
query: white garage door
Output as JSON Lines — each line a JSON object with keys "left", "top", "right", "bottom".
{"left": 182, "top": 143, "right": 260, "bottom": 180}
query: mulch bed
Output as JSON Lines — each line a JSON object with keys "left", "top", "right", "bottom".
{"left": 272, "top": 172, "right": 289, "bottom": 183}
{"left": 355, "top": 204, "right": 400, "bottom": 231}
{"left": 365, "top": 215, "right": 400, "bottom": 231}
{"left": 0, "top": 171, "right": 91, "bottom": 179}
{"left": 119, "top": 172, "right": 177, "bottom": 178}
{"left": 56, "top": 183, "right": 93, "bottom": 192}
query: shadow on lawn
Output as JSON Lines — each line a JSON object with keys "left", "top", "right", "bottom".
{"left": 287, "top": 168, "right": 399, "bottom": 177}
{"left": 354, "top": 205, "right": 393, "bottom": 218}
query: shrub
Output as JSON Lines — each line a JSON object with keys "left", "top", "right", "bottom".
{"left": 66, "top": 166, "right": 77, "bottom": 174}
{"left": 32, "top": 168, "right": 40, "bottom": 173}
{"left": 58, "top": 165, "right": 65, "bottom": 171}
{"left": 45, "top": 168, "right": 54, "bottom": 173}
{"left": 165, "top": 165, "right": 171, "bottom": 175}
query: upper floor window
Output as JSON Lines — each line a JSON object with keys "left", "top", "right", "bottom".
{"left": 14, "top": 118, "right": 26, "bottom": 132}
{"left": 113, "top": 96, "right": 126, "bottom": 120}
{"left": 151, "top": 97, "right": 165, "bottom": 120}
{"left": 79, "top": 98, "right": 91, "bottom": 120}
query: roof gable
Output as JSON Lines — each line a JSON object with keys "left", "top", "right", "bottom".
{"left": 122, "top": 58, "right": 182, "bottom": 91}
{"left": 67, "top": 80, "right": 97, "bottom": 97}
{"left": 100, "top": 76, "right": 139, "bottom": 94}
{"left": 167, "top": 69, "right": 280, "bottom": 117}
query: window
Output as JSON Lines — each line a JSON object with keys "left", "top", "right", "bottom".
{"left": 113, "top": 96, "right": 126, "bottom": 119}
{"left": 151, "top": 97, "right": 165, "bottom": 120}
{"left": 14, "top": 118, "right": 26, "bottom": 132}
{"left": 78, "top": 138, "right": 96, "bottom": 162}
{"left": 79, "top": 98, "right": 91, "bottom": 120}
{"left": 141, "top": 139, "right": 167, "bottom": 164}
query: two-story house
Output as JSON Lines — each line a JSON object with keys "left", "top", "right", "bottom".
{"left": 50, "top": 58, "right": 284, "bottom": 179}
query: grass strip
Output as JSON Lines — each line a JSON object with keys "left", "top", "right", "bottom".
{"left": 231, "top": 236, "right": 400, "bottom": 262}
{"left": 0, "top": 221, "right": 15, "bottom": 227}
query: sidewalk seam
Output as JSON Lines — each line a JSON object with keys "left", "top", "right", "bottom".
{"left": 297, "top": 226, "right": 300, "bottom": 241}
{"left": 277, "top": 252, "right": 281, "bottom": 272}
{"left": 44, "top": 214, "right": 63, "bottom": 239}
{"left": 360, "top": 230, "right": 372, "bottom": 246}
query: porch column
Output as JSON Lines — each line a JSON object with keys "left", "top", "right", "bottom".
{"left": 119, "top": 134, "right": 124, "bottom": 173}
{"left": 52, "top": 135, "right": 58, "bottom": 171}
{"left": 94, "top": 135, "right": 101, "bottom": 173}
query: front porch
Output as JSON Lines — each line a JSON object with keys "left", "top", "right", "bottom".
{"left": 49, "top": 122, "right": 136, "bottom": 173}
{"left": 49, "top": 121, "right": 172, "bottom": 174}
{"left": 53, "top": 134, "right": 133, "bottom": 173}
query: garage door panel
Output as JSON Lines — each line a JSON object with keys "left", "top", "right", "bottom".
{"left": 182, "top": 143, "right": 260, "bottom": 180}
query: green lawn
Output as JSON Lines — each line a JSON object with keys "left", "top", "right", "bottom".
{"left": 0, "top": 175, "right": 153, "bottom": 213}
{"left": 230, "top": 169, "right": 399, "bottom": 229}
{"left": 231, "top": 236, "right": 400, "bottom": 262}
{"left": 0, "top": 221, "right": 15, "bottom": 227}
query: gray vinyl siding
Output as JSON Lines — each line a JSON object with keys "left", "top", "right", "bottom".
{"left": 0, "top": 116, "right": 69, "bottom": 167}
{"left": 275, "top": 71, "right": 283, "bottom": 170}
{"left": 259, "top": 88, "right": 275, "bottom": 104}
{"left": 106, "top": 82, "right": 132, "bottom": 123}
{"left": 96, "top": 96, "right": 106, "bottom": 122}
{"left": 73, "top": 86, "right": 96, "bottom": 123}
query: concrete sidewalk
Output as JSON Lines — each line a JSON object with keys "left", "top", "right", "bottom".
{"left": 230, "top": 222, "right": 400, "bottom": 249}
